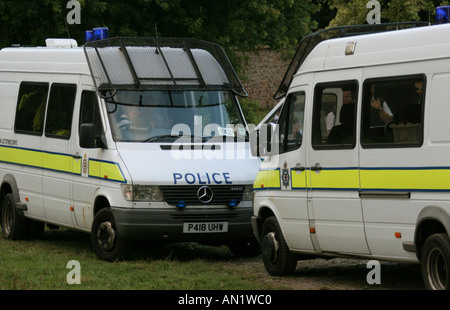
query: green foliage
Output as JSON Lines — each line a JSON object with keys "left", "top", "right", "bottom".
{"left": 327, "top": 0, "right": 450, "bottom": 27}
{"left": 239, "top": 97, "right": 265, "bottom": 125}
{"left": 0, "top": 0, "right": 318, "bottom": 53}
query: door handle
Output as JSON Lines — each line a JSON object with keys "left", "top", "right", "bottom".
{"left": 292, "top": 166, "right": 305, "bottom": 171}
{"left": 310, "top": 163, "right": 322, "bottom": 171}
{"left": 72, "top": 154, "right": 82, "bottom": 159}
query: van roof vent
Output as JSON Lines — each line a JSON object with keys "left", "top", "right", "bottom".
{"left": 45, "top": 38, "right": 78, "bottom": 48}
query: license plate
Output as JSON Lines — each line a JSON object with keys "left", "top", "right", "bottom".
{"left": 183, "top": 222, "right": 228, "bottom": 233}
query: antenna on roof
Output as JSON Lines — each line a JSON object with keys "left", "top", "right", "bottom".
{"left": 64, "top": 17, "right": 71, "bottom": 38}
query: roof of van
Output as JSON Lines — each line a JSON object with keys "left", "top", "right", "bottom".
{"left": 274, "top": 21, "right": 432, "bottom": 99}
{"left": 0, "top": 37, "right": 247, "bottom": 97}
{"left": 0, "top": 47, "right": 90, "bottom": 75}
{"left": 301, "top": 23, "right": 450, "bottom": 73}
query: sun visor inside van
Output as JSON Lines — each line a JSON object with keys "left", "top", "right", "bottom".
{"left": 83, "top": 37, "right": 247, "bottom": 97}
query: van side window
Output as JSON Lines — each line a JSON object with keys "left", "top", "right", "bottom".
{"left": 14, "top": 82, "right": 49, "bottom": 135}
{"left": 312, "top": 81, "right": 358, "bottom": 148}
{"left": 277, "top": 92, "right": 305, "bottom": 154}
{"left": 79, "top": 90, "right": 103, "bottom": 138}
{"left": 361, "top": 75, "right": 424, "bottom": 147}
{"left": 45, "top": 84, "right": 77, "bottom": 139}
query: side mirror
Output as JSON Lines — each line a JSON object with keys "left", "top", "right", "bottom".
{"left": 250, "top": 124, "right": 277, "bottom": 157}
{"left": 80, "top": 123, "right": 107, "bottom": 149}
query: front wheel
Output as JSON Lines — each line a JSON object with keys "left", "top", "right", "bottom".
{"left": 91, "top": 208, "right": 131, "bottom": 261}
{"left": 260, "top": 216, "right": 297, "bottom": 276}
{"left": 1, "top": 193, "right": 27, "bottom": 240}
{"left": 421, "top": 233, "right": 450, "bottom": 290}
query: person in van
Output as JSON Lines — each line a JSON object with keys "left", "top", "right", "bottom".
{"left": 327, "top": 89, "right": 355, "bottom": 144}
{"left": 369, "top": 84, "right": 393, "bottom": 126}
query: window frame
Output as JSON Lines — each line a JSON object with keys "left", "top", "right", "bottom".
{"left": 44, "top": 83, "right": 77, "bottom": 140}
{"left": 276, "top": 91, "right": 306, "bottom": 155}
{"left": 14, "top": 81, "right": 49, "bottom": 136}
{"left": 312, "top": 80, "right": 359, "bottom": 150}
{"left": 360, "top": 74, "right": 425, "bottom": 149}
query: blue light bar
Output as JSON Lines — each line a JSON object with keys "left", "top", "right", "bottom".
{"left": 93, "top": 27, "right": 109, "bottom": 41}
{"left": 85, "top": 27, "right": 109, "bottom": 43}
{"left": 436, "top": 6, "right": 450, "bottom": 24}
{"left": 85, "top": 30, "right": 93, "bottom": 43}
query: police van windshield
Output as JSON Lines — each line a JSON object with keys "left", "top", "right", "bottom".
{"left": 106, "top": 90, "right": 247, "bottom": 143}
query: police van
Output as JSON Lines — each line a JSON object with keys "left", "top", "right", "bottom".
{"left": 0, "top": 29, "right": 260, "bottom": 261}
{"left": 251, "top": 15, "right": 450, "bottom": 289}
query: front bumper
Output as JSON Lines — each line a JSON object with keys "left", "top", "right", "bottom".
{"left": 111, "top": 206, "right": 254, "bottom": 242}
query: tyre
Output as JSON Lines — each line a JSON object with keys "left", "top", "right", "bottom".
{"left": 91, "top": 208, "right": 131, "bottom": 261}
{"left": 421, "top": 233, "right": 450, "bottom": 290}
{"left": 1, "top": 193, "right": 27, "bottom": 240}
{"left": 260, "top": 216, "right": 297, "bottom": 276}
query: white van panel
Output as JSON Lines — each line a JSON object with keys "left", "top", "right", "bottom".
{"left": 0, "top": 82, "right": 18, "bottom": 130}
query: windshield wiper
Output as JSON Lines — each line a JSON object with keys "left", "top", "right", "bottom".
{"left": 144, "top": 134, "right": 205, "bottom": 143}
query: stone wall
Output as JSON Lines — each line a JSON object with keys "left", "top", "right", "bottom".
{"left": 238, "top": 47, "right": 290, "bottom": 110}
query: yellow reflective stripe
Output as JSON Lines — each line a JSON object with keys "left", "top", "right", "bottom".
{"left": 310, "top": 168, "right": 359, "bottom": 190}
{"left": 361, "top": 168, "right": 450, "bottom": 191}
{"left": 291, "top": 169, "right": 307, "bottom": 189}
{"left": 88, "top": 159, "right": 101, "bottom": 178}
{"left": 43, "top": 152, "right": 72, "bottom": 173}
{"left": 72, "top": 157, "right": 81, "bottom": 175}
{"left": 100, "top": 161, "right": 126, "bottom": 182}
{"left": 0, "top": 145, "right": 125, "bottom": 183}
{"left": 0, "top": 146, "right": 42, "bottom": 167}
{"left": 253, "top": 169, "right": 280, "bottom": 190}
{"left": 89, "top": 159, "right": 125, "bottom": 183}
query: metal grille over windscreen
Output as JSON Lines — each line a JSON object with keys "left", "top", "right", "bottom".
{"left": 83, "top": 37, "right": 247, "bottom": 97}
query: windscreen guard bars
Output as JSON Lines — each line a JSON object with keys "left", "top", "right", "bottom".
{"left": 83, "top": 37, "right": 247, "bottom": 98}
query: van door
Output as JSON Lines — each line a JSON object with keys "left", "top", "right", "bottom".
{"left": 268, "top": 87, "right": 315, "bottom": 251}
{"left": 359, "top": 74, "right": 426, "bottom": 259}
{"left": 42, "top": 82, "right": 77, "bottom": 226}
{"left": 306, "top": 76, "right": 370, "bottom": 254}
{"left": 69, "top": 84, "right": 104, "bottom": 229}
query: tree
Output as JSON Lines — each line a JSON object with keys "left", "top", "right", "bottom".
{"left": 0, "top": 0, "right": 319, "bottom": 52}
{"left": 326, "top": 0, "right": 450, "bottom": 27}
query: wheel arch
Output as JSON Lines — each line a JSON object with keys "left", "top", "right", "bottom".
{"left": 415, "top": 206, "right": 450, "bottom": 261}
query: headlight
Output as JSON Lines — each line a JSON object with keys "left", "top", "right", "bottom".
{"left": 121, "top": 184, "right": 164, "bottom": 202}
{"left": 241, "top": 185, "right": 254, "bottom": 201}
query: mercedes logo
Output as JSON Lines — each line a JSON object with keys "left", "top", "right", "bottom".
{"left": 197, "top": 186, "right": 213, "bottom": 203}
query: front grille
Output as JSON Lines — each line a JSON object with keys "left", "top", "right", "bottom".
{"left": 160, "top": 185, "right": 245, "bottom": 206}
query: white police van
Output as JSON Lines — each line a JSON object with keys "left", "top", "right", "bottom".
{"left": 0, "top": 28, "right": 260, "bottom": 261}
{"left": 251, "top": 8, "right": 450, "bottom": 290}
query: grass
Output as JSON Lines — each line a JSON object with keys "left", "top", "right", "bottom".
{"left": 0, "top": 228, "right": 279, "bottom": 290}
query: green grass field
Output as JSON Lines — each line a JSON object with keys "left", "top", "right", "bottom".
{"left": 0, "top": 228, "right": 282, "bottom": 290}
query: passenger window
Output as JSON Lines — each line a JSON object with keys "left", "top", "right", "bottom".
{"left": 14, "top": 82, "right": 49, "bottom": 135}
{"left": 361, "top": 75, "right": 424, "bottom": 147}
{"left": 312, "top": 81, "right": 358, "bottom": 149}
{"left": 45, "top": 84, "right": 77, "bottom": 139}
{"left": 79, "top": 90, "right": 103, "bottom": 139}
{"left": 277, "top": 92, "right": 305, "bottom": 154}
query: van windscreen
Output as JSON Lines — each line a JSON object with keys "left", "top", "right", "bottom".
{"left": 106, "top": 90, "right": 247, "bottom": 143}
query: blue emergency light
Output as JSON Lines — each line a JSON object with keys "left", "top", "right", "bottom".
{"left": 85, "top": 27, "right": 109, "bottom": 43}
{"left": 176, "top": 201, "right": 186, "bottom": 209}
{"left": 436, "top": 6, "right": 450, "bottom": 24}
{"left": 228, "top": 199, "right": 238, "bottom": 208}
